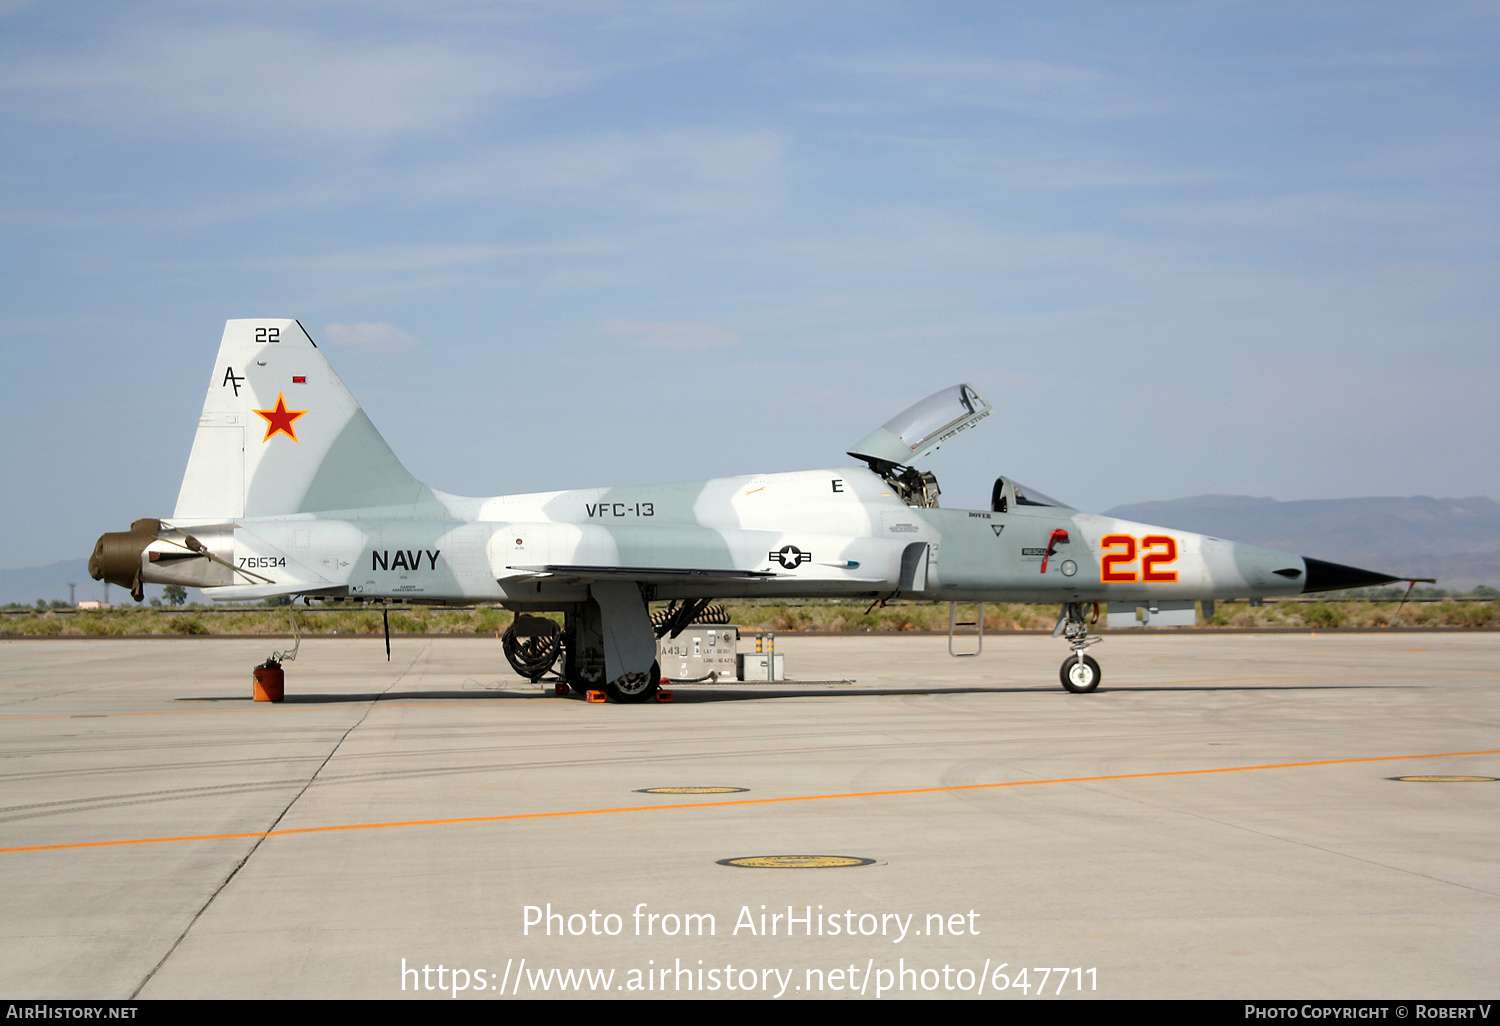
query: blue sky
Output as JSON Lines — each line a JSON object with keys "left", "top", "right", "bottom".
{"left": 2, "top": 1, "right": 1496, "bottom": 569}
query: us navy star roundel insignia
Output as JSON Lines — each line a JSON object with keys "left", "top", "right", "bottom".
{"left": 254, "top": 392, "right": 307, "bottom": 442}
{"left": 769, "top": 545, "right": 811, "bottom": 570}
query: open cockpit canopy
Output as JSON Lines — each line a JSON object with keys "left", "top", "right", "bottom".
{"left": 849, "top": 384, "right": 993, "bottom": 509}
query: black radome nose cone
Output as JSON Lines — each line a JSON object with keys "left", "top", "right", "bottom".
{"left": 1301, "top": 556, "right": 1403, "bottom": 593}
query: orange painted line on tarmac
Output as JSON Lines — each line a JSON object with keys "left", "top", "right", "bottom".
{"left": 3, "top": 747, "right": 1495, "bottom": 856}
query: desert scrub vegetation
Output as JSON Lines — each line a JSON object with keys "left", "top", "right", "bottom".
{"left": 0, "top": 601, "right": 1052, "bottom": 636}
{"left": 0, "top": 605, "right": 526, "bottom": 637}
{"left": 1208, "top": 600, "right": 1498, "bottom": 630}
{"left": 1, "top": 598, "right": 1493, "bottom": 637}
{"left": 717, "top": 600, "right": 1054, "bottom": 632}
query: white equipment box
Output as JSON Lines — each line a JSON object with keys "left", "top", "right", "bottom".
{"left": 736, "top": 653, "right": 785, "bottom": 682}
{"left": 658, "top": 626, "right": 738, "bottom": 681}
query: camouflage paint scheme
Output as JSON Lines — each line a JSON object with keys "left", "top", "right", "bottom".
{"left": 91, "top": 319, "right": 1400, "bottom": 696}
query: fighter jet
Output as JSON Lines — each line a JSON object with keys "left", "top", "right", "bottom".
{"left": 90, "top": 319, "right": 1410, "bottom": 699}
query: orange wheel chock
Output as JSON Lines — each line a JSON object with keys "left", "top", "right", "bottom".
{"left": 586, "top": 690, "right": 607, "bottom": 704}
{"left": 654, "top": 690, "right": 674, "bottom": 703}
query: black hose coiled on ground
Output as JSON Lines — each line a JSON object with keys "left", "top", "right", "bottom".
{"left": 502, "top": 614, "right": 562, "bottom": 681}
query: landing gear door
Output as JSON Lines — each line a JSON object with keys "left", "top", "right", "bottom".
{"left": 848, "top": 384, "right": 992, "bottom": 467}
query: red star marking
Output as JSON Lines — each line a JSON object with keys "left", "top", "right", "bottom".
{"left": 253, "top": 392, "right": 307, "bottom": 442}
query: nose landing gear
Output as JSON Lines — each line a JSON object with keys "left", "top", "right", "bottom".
{"left": 1055, "top": 602, "right": 1102, "bottom": 693}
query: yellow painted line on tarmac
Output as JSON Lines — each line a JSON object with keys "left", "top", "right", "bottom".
{"left": 3, "top": 747, "right": 1495, "bottom": 856}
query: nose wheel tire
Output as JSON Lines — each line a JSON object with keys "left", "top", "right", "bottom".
{"left": 603, "top": 661, "right": 662, "bottom": 703}
{"left": 1060, "top": 654, "right": 1101, "bottom": 693}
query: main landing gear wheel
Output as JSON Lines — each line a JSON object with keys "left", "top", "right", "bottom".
{"left": 564, "top": 665, "right": 602, "bottom": 697}
{"left": 1060, "top": 654, "right": 1101, "bottom": 693}
{"left": 604, "top": 661, "right": 662, "bottom": 704}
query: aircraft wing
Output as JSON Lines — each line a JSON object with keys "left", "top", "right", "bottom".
{"left": 503, "top": 564, "right": 781, "bottom": 585}
{"left": 208, "top": 584, "right": 350, "bottom": 603}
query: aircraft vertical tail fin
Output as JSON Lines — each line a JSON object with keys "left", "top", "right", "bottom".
{"left": 173, "top": 319, "right": 436, "bottom": 521}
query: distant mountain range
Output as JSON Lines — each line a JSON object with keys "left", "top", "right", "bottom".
{"left": 2, "top": 558, "right": 103, "bottom": 607}
{"left": 5, "top": 495, "right": 1497, "bottom": 605}
{"left": 1102, "top": 495, "right": 1500, "bottom": 591}
{"left": 0, "top": 558, "right": 176, "bottom": 608}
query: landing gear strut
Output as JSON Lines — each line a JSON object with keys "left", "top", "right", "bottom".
{"left": 561, "top": 606, "right": 604, "bottom": 695}
{"left": 559, "top": 591, "right": 662, "bottom": 703}
{"left": 1054, "top": 602, "right": 1102, "bottom": 693}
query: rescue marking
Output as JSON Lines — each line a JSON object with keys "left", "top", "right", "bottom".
{"left": 717, "top": 855, "right": 874, "bottom": 869}
{"left": 4, "top": 747, "right": 1495, "bottom": 856}
{"left": 636, "top": 787, "right": 749, "bottom": 794}
{"left": 1388, "top": 775, "right": 1496, "bottom": 782}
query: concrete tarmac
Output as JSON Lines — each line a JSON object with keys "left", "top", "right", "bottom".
{"left": 0, "top": 632, "right": 1495, "bottom": 1000}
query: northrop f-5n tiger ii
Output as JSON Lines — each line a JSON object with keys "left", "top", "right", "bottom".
{"left": 90, "top": 319, "right": 1409, "bottom": 699}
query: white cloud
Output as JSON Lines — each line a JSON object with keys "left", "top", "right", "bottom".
{"left": 601, "top": 319, "right": 741, "bottom": 351}
{"left": 810, "top": 51, "right": 1153, "bottom": 120}
{"left": 405, "top": 128, "right": 788, "bottom": 222}
{"left": 320, "top": 323, "right": 419, "bottom": 353}
{"left": 2, "top": 22, "right": 593, "bottom": 146}
{"left": 255, "top": 243, "right": 528, "bottom": 276}
{"left": 1144, "top": 191, "right": 1458, "bottom": 231}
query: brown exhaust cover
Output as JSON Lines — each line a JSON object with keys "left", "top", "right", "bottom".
{"left": 88, "top": 519, "right": 161, "bottom": 602}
